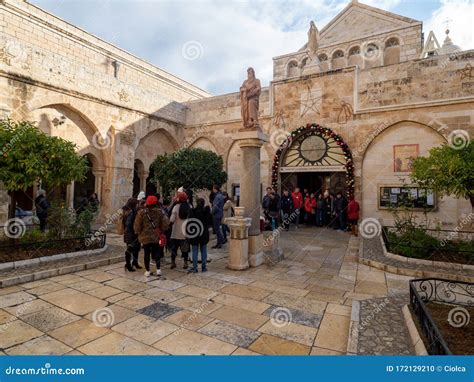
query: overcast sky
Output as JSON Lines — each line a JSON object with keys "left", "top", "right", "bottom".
{"left": 31, "top": 0, "right": 473, "bottom": 95}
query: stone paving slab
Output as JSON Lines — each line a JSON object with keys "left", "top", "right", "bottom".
{"left": 356, "top": 295, "right": 414, "bottom": 355}
{"left": 198, "top": 320, "right": 261, "bottom": 348}
{"left": 137, "top": 302, "right": 182, "bottom": 320}
{"left": 0, "top": 228, "right": 423, "bottom": 355}
{"left": 263, "top": 305, "right": 322, "bottom": 328}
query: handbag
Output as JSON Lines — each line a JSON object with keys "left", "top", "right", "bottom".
{"left": 145, "top": 210, "right": 167, "bottom": 247}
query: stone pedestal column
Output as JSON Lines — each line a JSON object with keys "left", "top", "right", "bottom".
{"left": 225, "top": 207, "right": 251, "bottom": 270}
{"left": 236, "top": 130, "right": 268, "bottom": 267}
{"left": 66, "top": 181, "right": 75, "bottom": 209}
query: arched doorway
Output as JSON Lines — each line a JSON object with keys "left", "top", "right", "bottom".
{"left": 271, "top": 124, "right": 354, "bottom": 198}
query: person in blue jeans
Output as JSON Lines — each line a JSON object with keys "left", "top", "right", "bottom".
{"left": 211, "top": 184, "right": 225, "bottom": 249}
{"left": 186, "top": 198, "right": 212, "bottom": 273}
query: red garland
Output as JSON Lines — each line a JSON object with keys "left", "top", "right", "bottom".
{"left": 271, "top": 123, "right": 354, "bottom": 198}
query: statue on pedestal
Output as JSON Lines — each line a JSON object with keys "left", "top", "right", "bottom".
{"left": 240, "top": 67, "right": 261, "bottom": 129}
{"left": 307, "top": 20, "right": 320, "bottom": 58}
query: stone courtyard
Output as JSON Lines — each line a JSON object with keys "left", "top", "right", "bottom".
{"left": 0, "top": 229, "right": 415, "bottom": 355}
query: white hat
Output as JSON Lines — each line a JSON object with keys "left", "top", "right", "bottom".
{"left": 177, "top": 186, "right": 184, "bottom": 193}
{"left": 137, "top": 191, "right": 146, "bottom": 200}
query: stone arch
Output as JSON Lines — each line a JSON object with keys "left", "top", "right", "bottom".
{"left": 318, "top": 53, "right": 330, "bottom": 72}
{"left": 362, "top": 41, "right": 382, "bottom": 69}
{"left": 134, "top": 128, "right": 179, "bottom": 173}
{"left": 188, "top": 136, "right": 219, "bottom": 153}
{"left": 331, "top": 49, "right": 346, "bottom": 70}
{"left": 287, "top": 59, "right": 299, "bottom": 78}
{"left": 13, "top": 93, "right": 103, "bottom": 136}
{"left": 271, "top": 124, "right": 354, "bottom": 197}
{"left": 358, "top": 119, "right": 448, "bottom": 162}
{"left": 359, "top": 120, "right": 464, "bottom": 226}
{"left": 347, "top": 45, "right": 363, "bottom": 67}
{"left": 384, "top": 36, "right": 401, "bottom": 65}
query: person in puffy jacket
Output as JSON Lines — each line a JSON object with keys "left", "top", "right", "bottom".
{"left": 186, "top": 198, "right": 212, "bottom": 273}
{"left": 347, "top": 195, "right": 360, "bottom": 236}
{"left": 170, "top": 192, "right": 191, "bottom": 269}
{"left": 134, "top": 195, "right": 170, "bottom": 277}
{"left": 122, "top": 198, "right": 141, "bottom": 272}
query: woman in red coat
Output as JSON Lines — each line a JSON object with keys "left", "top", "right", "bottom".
{"left": 347, "top": 196, "right": 360, "bottom": 236}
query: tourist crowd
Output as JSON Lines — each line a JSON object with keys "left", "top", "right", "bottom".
{"left": 262, "top": 187, "right": 360, "bottom": 236}
{"left": 118, "top": 185, "right": 232, "bottom": 277}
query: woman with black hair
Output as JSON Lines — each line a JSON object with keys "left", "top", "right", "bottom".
{"left": 122, "top": 198, "right": 140, "bottom": 272}
{"left": 169, "top": 191, "right": 191, "bottom": 269}
{"left": 187, "top": 198, "right": 212, "bottom": 273}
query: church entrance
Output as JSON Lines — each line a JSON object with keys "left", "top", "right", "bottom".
{"left": 272, "top": 124, "right": 354, "bottom": 198}
{"left": 281, "top": 172, "right": 346, "bottom": 196}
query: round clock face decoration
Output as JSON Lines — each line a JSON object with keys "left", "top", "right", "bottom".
{"left": 282, "top": 132, "right": 346, "bottom": 167}
{"left": 299, "top": 135, "right": 327, "bottom": 162}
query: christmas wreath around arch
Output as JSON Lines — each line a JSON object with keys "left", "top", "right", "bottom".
{"left": 271, "top": 123, "right": 355, "bottom": 199}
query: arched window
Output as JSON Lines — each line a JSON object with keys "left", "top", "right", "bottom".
{"left": 287, "top": 60, "right": 299, "bottom": 77}
{"left": 385, "top": 37, "right": 399, "bottom": 48}
{"left": 301, "top": 57, "right": 308, "bottom": 68}
{"left": 348, "top": 46, "right": 360, "bottom": 56}
{"left": 384, "top": 38, "right": 400, "bottom": 65}
{"left": 318, "top": 53, "right": 328, "bottom": 62}
{"left": 332, "top": 50, "right": 344, "bottom": 59}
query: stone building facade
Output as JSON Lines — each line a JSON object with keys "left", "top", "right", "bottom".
{"left": 1, "top": 0, "right": 473, "bottom": 229}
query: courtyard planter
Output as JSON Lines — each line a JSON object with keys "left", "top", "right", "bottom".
{"left": 382, "top": 226, "right": 474, "bottom": 266}
{"left": 0, "top": 229, "right": 106, "bottom": 265}
{"left": 409, "top": 278, "right": 474, "bottom": 355}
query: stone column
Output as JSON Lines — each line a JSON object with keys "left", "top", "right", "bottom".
{"left": 66, "top": 181, "right": 75, "bottom": 209}
{"left": 225, "top": 207, "right": 251, "bottom": 270}
{"left": 93, "top": 167, "right": 106, "bottom": 202}
{"left": 140, "top": 170, "right": 149, "bottom": 192}
{"left": 236, "top": 130, "right": 268, "bottom": 267}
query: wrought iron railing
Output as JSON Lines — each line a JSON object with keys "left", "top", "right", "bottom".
{"left": 0, "top": 229, "right": 106, "bottom": 258}
{"left": 409, "top": 278, "right": 474, "bottom": 355}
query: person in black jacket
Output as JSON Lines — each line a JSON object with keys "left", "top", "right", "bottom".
{"left": 122, "top": 198, "right": 142, "bottom": 272}
{"left": 333, "top": 192, "right": 348, "bottom": 231}
{"left": 186, "top": 198, "right": 212, "bottom": 273}
{"left": 280, "top": 189, "right": 294, "bottom": 231}
{"left": 35, "top": 189, "right": 50, "bottom": 232}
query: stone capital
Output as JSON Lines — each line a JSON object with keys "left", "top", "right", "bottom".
{"left": 235, "top": 130, "right": 269, "bottom": 148}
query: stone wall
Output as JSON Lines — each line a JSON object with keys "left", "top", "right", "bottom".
{"left": 0, "top": 0, "right": 209, "bottom": 123}
{"left": 183, "top": 53, "right": 474, "bottom": 228}
{"left": 273, "top": 24, "right": 422, "bottom": 81}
